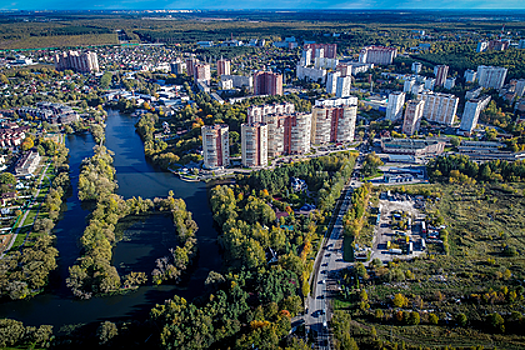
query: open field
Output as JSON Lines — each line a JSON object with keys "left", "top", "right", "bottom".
{"left": 334, "top": 182, "right": 525, "bottom": 350}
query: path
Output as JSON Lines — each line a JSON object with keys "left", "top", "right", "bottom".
{"left": 0, "top": 163, "right": 50, "bottom": 258}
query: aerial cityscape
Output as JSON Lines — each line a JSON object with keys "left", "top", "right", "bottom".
{"left": 0, "top": 6, "right": 524, "bottom": 350}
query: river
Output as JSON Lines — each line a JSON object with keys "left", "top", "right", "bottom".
{"left": 0, "top": 110, "right": 222, "bottom": 327}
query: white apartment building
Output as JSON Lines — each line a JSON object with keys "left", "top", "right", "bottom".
{"left": 459, "top": 95, "right": 491, "bottom": 134}
{"left": 418, "top": 92, "right": 459, "bottom": 125}
{"left": 477, "top": 65, "right": 508, "bottom": 89}
{"left": 359, "top": 46, "right": 397, "bottom": 65}
{"left": 386, "top": 92, "right": 406, "bottom": 121}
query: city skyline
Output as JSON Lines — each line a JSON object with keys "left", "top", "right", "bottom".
{"left": 2, "top": 0, "right": 525, "bottom": 11}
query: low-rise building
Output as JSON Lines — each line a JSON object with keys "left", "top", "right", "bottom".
{"left": 380, "top": 138, "right": 445, "bottom": 156}
{"left": 15, "top": 150, "right": 41, "bottom": 177}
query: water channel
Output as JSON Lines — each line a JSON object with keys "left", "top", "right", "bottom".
{"left": 0, "top": 110, "right": 222, "bottom": 327}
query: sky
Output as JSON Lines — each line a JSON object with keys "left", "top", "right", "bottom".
{"left": 2, "top": 0, "right": 525, "bottom": 11}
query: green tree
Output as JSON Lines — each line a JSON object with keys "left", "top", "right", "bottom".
{"left": 97, "top": 321, "right": 118, "bottom": 345}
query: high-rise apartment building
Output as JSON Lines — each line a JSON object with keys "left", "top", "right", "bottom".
{"left": 311, "top": 104, "right": 357, "bottom": 145}
{"left": 304, "top": 43, "right": 337, "bottom": 59}
{"left": 386, "top": 92, "right": 406, "bottom": 121}
{"left": 477, "top": 41, "right": 489, "bottom": 53}
{"left": 358, "top": 46, "right": 397, "bottom": 65}
{"left": 488, "top": 40, "right": 510, "bottom": 51}
{"left": 241, "top": 123, "right": 268, "bottom": 167}
{"left": 519, "top": 39, "right": 525, "bottom": 50}
{"left": 326, "top": 71, "right": 340, "bottom": 95}
{"left": 247, "top": 102, "right": 295, "bottom": 124}
{"left": 217, "top": 58, "right": 231, "bottom": 76}
{"left": 326, "top": 72, "right": 351, "bottom": 97}
{"left": 194, "top": 64, "right": 211, "bottom": 83}
{"left": 201, "top": 125, "right": 230, "bottom": 169}
{"left": 477, "top": 65, "right": 508, "bottom": 89}
{"left": 459, "top": 96, "right": 490, "bottom": 134}
{"left": 185, "top": 57, "right": 198, "bottom": 77}
{"left": 54, "top": 51, "right": 99, "bottom": 73}
{"left": 335, "top": 76, "right": 352, "bottom": 97}
{"left": 402, "top": 100, "right": 425, "bottom": 136}
{"left": 170, "top": 59, "right": 186, "bottom": 74}
{"left": 418, "top": 92, "right": 459, "bottom": 125}
{"left": 315, "top": 96, "right": 358, "bottom": 107}
{"left": 434, "top": 65, "right": 449, "bottom": 87}
{"left": 411, "top": 62, "right": 422, "bottom": 74}
{"left": 254, "top": 71, "right": 283, "bottom": 96}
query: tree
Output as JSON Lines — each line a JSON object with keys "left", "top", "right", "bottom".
{"left": 393, "top": 293, "right": 408, "bottom": 308}
{"left": 0, "top": 173, "right": 16, "bottom": 186}
{"left": 429, "top": 313, "right": 439, "bottom": 325}
{"left": 450, "top": 138, "right": 461, "bottom": 147}
{"left": 456, "top": 313, "right": 467, "bottom": 327}
{"left": 407, "top": 311, "right": 420, "bottom": 325}
{"left": 97, "top": 321, "right": 118, "bottom": 345}
{"left": 487, "top": 313, "right": 505, "bottom": 333}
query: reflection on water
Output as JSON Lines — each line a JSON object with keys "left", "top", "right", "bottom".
{"left": 0, "top": 110, "right": 221, "bottom": 327}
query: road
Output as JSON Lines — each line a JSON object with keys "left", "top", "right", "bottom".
{"left": 0, "top": 163, "right": 50, "bottom": 258}
{"left": 304, "top": 142, "right": 367, "bottom": 349}
{"left": 305, "top": 180, "right": 362, "bottom": 349}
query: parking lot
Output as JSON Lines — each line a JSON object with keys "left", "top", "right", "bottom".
{"left": 369, "top": 192, "right": 426, "bottom": 263}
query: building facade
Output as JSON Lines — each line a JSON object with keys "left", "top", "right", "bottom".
{"left": 402, "top": 100, "right": 425, "bottom": 136}
{"left": 54, "top": 51, "right": 99, "bottom": 73}
{"left": 477, "top": 65, "right": 508, "bottom": 89}
{"left": 247, "top": 102, "right": 295, "bottom": 124}
{"left": 434, "top": 65, "right": 449, "bottom": 87}
{"left": 254, "top": 71, "right": 283, "bottom": 96}
{"left": 194, "top": 64, "right": 211, "bottom": 83}
{"left": 304, "top": 43, "right": 337, "bottom": 59}
{"left": 217, "top": 58, "right": 231, "bottom": 76}
{"left": 241, "top": 123, "right": 268, "bottom": 167}
{"left": 359, "top": 46, "right": 397, "bottom": 65}
{"left": 386, "top": 91, "right": 406, "bottom": 121}
{"left": 459, "top": 95, "right": 492, "bottom": 134}
{"left": 201, "top": 125, "right": 230, "bottom": 169}
{"left": 418, "top": 92, "right": 459, "bottom": 125}
{"left": 311, "top": 104, "right": 357, "bottom": 145}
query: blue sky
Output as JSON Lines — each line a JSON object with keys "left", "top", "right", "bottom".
{"left": 2, "top": 0, "right": 525, "bottom": 11}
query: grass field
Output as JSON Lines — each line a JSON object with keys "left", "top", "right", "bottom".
{"left": 334, "top": 182, "right": 525, "bottom": 350}
{"left": 0, "top": 34, "right": 118, "bottom": 50}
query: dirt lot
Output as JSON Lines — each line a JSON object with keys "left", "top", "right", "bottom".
{"left": 368, "top": 193, "right": 426, "bottom": 264}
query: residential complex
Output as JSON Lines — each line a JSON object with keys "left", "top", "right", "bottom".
{"left": 217, "top": 58, "right": 231, "bottom": 76}
{"left": 515, "top": 79, "right": 525, "bottom": 98}
{"left": 311, "top": 103, "right": 357, "bottom": 145}
{"left": 254, "top": 71, "right": 283, "bottom": 96}
{"left": 194, "top": 63, "right": 211, "bottom": 83}
{"left": 201, "top": 124, "right": 230, "bottom": 169}
{"left": 54, "top": 50, "right": 99, "bottom": 73}
{"left": 358, "top": 46, "right": 397, "bottom": 65}
{"left": 241, "top": 123, "right": 268, "bottom": 167}
{"left": 304, "top": 43, "right": 337, "bottom": 59}
{"left": 477, "top": 65, "right": 508, "bottom": 89}
{"left": 386, "top": 92, "right": 406, "bottom": 121}
{"left": 326, "top": 72, "right": 351, "bottom": 97}
{"left": 418, "top": 92, "right": 459, "bottom": 125}
{"left": 247, "top": 102, "right": 295, "bottom": 124}
{"left": 402, "top": 100, "right": 425, "bottom": 136}
{"left": 434, "top": 65, "right": 449, "bottom": 87}
{"left": 459, "top": 95, "right": 492, "bottom": 134}
{"left": 186, "top": 57, "right": 198, "bottom": 77}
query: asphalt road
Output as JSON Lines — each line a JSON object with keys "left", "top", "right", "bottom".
{"left": 305, "top": 180, "right": 362, "bottom": 349}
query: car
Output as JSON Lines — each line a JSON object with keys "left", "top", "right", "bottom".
{"left": 320, "top": 279, "right": 326, "bottom": 284}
